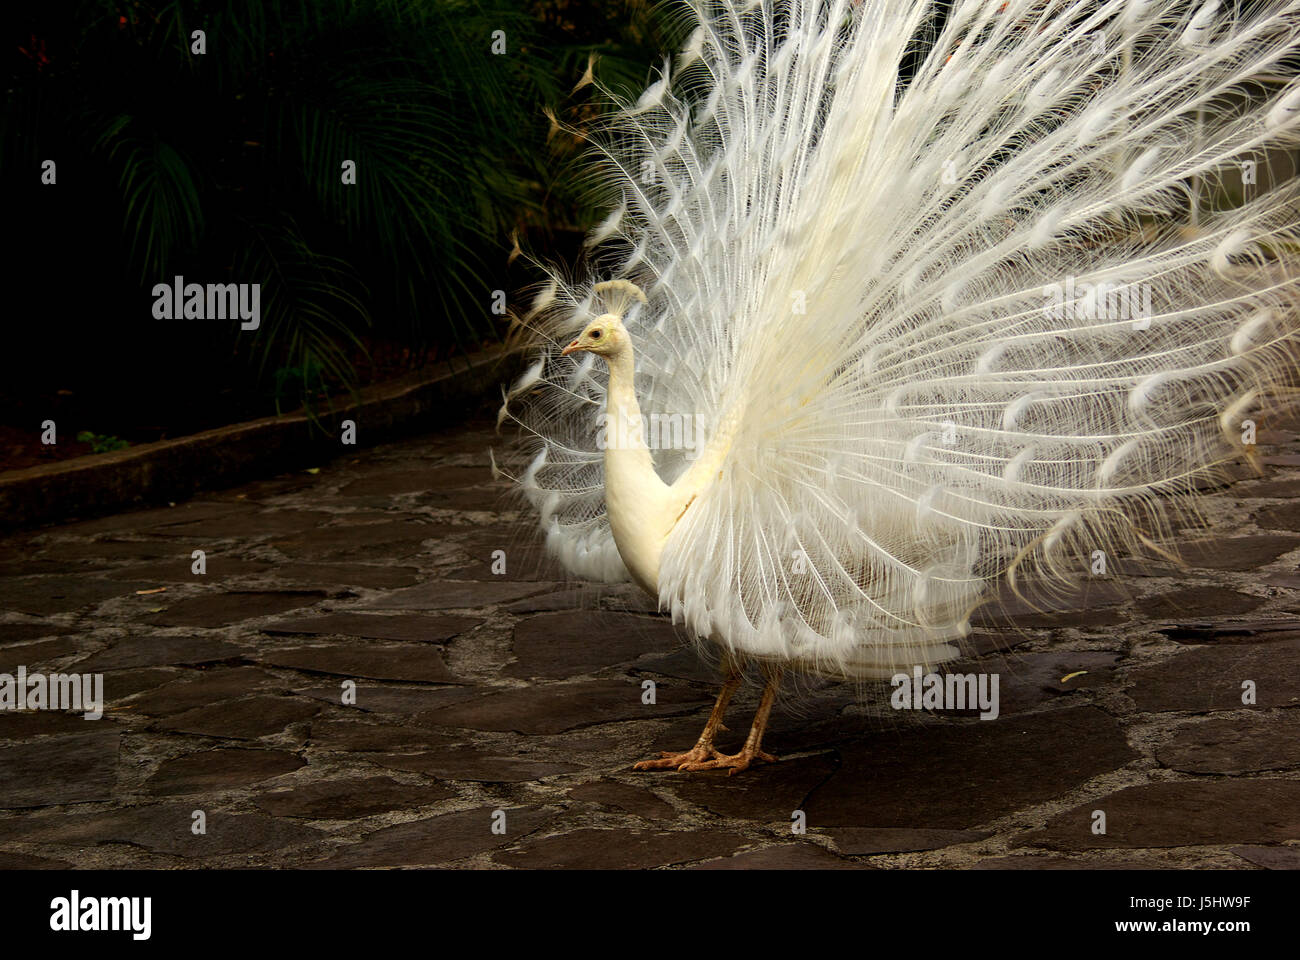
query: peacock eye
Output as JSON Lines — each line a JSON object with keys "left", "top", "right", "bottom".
{"left": 590, "top": 329, "right": 602, "bottom": 339}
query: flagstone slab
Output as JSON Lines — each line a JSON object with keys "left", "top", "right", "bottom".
{"left": 51, "top": 501, "right": 254, "bottom": 538}
{"left": 802, "top": 707, "right": 1136, "bottom": 830}
{"left": 0, "top": 711, "right": 94, "bottom": 739}
{"left": 263, "top": 612, "right": 479, "bottom": 642}
{"left": 443, "top": 527, "right": 561, "bottom": 581}
{"left": 504, "top": 588, "right": 596, "bottom": 614}
{"left": 0, "top": 576, "right": 157, "bottom": 615}
{"left": 366, "top": 579, "right": 556, "bottom": 610}
{"left": 0, "top": 803, "right": 324, "bottom": 858}
{"left": 1126, "top": 638, "right": 1300, "bottom": 712}
{"left": 416, "top": 679, "right": 712, "bottom": 735}
{"left": 255, "top": 776, "right": 455, "bottom": 819}
{"left": 125, "top": 666, "right": 283, "bottom": 714}
{"left": 101, "top": 668, "right": 181, "bottom": 703}
{"left": 971, "top": 855, "right": 1176, "bottom": 869}
{"left": 262, "top": 563, "right": 422, "bottom": 590}
{"left": 631, "top": 647, "right": 724, "bottom": 684}
{"left": 75, "top": 635, "right": 250, "bottom": 671}
{"left": 269, "top": 520, "right": 436, "bottom": 560}
{"left": 0, "top": 622, "right": 75, "bottom": 645}
{"left": 0, "top": 731, "right": 120, "bottom": 808}
{"left": 495, "top": 827, "right": 748, "bottom": 870}
{"left": 149, "top": 510, "right": 333, "bottom": 538}
{"left": 372, "top": 747, "right": 582, "bottom": 782}
{"left": 35, "top": 540, "right": 180, "bottom": 562}
{"left": 1022, "top": 780, "right": 1300, "bottom": 849}
{"left": 1155, "top": 712, "right": 1300, "bottom": 774}
{"left": 319, "top": 805, "right": 552, "bottom": 868}
{"left": 145, "top": 748, "right": 305, "bottom": 796}
{"left": 1230, "top": 845, "right": 1300, "bottom": 869}
{"left": 1237, "top": 477, "right": 1300, "bottom": 498}
{"left": 337, "top": 465, "right": 494, "bottom": 498}
{"left": 689, "top": 843, "right": 865, "bottom": 870}
{"left": 1141, "top": 587, "right": 1266, "bottom": 620}
{"left": 307, "top": 718, "right": 450, "bottom": 752}
{"left": 0, "top": 636, "right": 80, "bottom": 673}
{"left": 506, "top": 611, "right": 680, "bottom": 678}
{"left": 261, "top": 643, "right": 461, "bottom": 684}
{"left": 107, "top": 558, "right": 275, "bottom": 582}
{"left": 940, "top": 650, "right": 1121, "bottom": 717}
{"left": 153, "top": 695, "right": 321, "bottom": 740}
{"left": 1171, "top": 535, "right": 1300, "bottom": 570}
{"left": 823, "top": 827, "right": 992, "bottom": 855}
{"left": 1158, "top": 618, "right": 1300, "bottom": 645}
{"left": 142, "top": 590, "right": 326, "bottom": 627}
{"left": 567, "top": 779, "right": 677, "bottom": 821}
{"left": 298, "top": 684, "right": 479, "bottom": 715}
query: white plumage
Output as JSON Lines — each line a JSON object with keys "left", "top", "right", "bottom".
{"left": 500, "top": 0, "right": 1300, "bottom": 770}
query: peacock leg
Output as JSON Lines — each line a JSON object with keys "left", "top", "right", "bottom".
{"left": 632, "top": 659, "right": 742, "bottom": 771}
{"left": 678, "top": 665, "right": 782, "bottom": 774}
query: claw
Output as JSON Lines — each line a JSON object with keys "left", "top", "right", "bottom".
{"left": 633, "top": 744, "right": 722, "bottom": 770}
{"left": 635, "top": 745, "right": 777, "bottom": 774}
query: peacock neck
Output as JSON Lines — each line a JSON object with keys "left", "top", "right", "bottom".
{"left": 603, "top": 347, "right": 674, "bottom": 595}
{"left": 604, "top": 350, "right": 658, "bottom": 477}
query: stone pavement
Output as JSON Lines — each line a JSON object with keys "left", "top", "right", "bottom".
{"left": 0, "top": 415, "right": 1298, "bottom": 870}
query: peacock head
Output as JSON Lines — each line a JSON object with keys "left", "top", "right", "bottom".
{"left": 561, "top": 313, "right": 628, "bottom": 360}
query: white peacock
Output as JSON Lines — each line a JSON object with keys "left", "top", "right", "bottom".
{"left": 500, "top": 0, "right": 1300, "bottom": 773}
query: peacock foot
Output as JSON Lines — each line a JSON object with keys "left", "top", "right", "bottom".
{"left": 633, "top": 745, "right": 777, "bottom": 774}
{"left": 632, "top": 743, "right": 722, "bottom": 771}
{"left": 679, "top": 747, "right": 777, "bottom": 775}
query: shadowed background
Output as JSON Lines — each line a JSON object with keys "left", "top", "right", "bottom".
{"left": 2, "top": 0, "right": 684, "bottom": 465}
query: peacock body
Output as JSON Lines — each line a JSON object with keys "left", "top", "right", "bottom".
{"left": 499, "top": 0, "right": 1300, "bottom": 769}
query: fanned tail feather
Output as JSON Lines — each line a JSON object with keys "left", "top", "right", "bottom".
{"left": 501, "top": 0, "right": 1300, "bottom": 679}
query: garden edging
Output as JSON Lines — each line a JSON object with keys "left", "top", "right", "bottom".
{"left": 0, "top": 346, "right": 519, "bottom": 532}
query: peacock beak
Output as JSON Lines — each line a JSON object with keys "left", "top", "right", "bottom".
{"left": 561, "top": 339, "right": 583, "bottom": 356}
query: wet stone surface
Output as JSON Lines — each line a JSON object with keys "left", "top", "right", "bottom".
{"left": 0, "top": 732, "right": 121, "bottom": 809}
{"left": 1021, "top": 780, "right": 1300, "bottom": 850}
{"left": 254, "top": 776, "right": 455, "bottom": 820}
{"left": 1154, "top": 713, "right": 1300, "bottom": 775}
{"left": 153, "top": 695, "right": 321, "bottom": 740}
{"left": 493, "top": 825, "right": 749, "bottom": 870}
{"left": 262, "top": 612, "right": 480, "bottom": 642}
{"left": 145, "top": 748, "right": 306, "bottom": 796}
{"left": 0, "top": 416, "right": 1297, "bottom": 868}
{"left": 316, "top": 805, "right": 553, "bottom": 868}
{"left": 687, "top": 843, "right": 870, "bottom": 870}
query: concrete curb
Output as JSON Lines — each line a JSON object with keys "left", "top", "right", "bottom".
{"left": 0, "top": 345, "right": 520, "bottom": 532}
